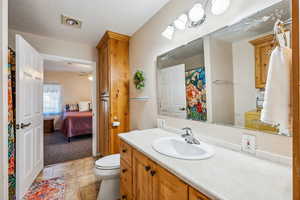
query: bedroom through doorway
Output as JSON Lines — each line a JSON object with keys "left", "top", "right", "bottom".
{"left": 42, "top": 54, "right": 97, "bottom": 166}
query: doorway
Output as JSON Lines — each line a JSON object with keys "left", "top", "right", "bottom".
{"left": 42, "top": 54, "right": 97, "bottom": 166}
{"left": 10, "top": 36, "right": 98, "bottom": 199}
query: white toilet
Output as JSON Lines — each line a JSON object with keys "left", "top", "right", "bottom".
{"left": 94, "top": 154, "right": 121, "bottom": 200}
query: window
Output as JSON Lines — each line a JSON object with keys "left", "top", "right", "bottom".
{"left": 43, "top": 84, "right": 62, "bottom": 115}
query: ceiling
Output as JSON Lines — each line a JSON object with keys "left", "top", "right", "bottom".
{"left": 8, "top": 0, "right": 170, "bottom": 45}
{"left": 44, "top": 60, "right": 93, "bottom": 73}
{"left": 211, "top": 0, "right": 290, "bottom": 42}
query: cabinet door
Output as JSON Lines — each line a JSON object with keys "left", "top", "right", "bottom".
{"left": 132, "top": 150, "right": 154, "bottom": 200}
{"left": 189, "top": 187, "right": 211, "bottom": 200}
{"left": 255, "top": 42, "right": 274, "bottom": 88}
{"left": 250, "top": 34, "right": 275, "bottom": 89}
{"left": 120, "top": 159, "right": 132, "bottom": 200}
{"left": 98, "top": 42, "right": 110, "bottom": 156}
{"left": 152, "top": 165, "right": 188, "bottom": 200}
{"left": 99, "top": 43, "right": 109, "bottom": 95}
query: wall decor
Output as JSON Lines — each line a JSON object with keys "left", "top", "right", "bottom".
{"left": 134, "top": 70, "right": 145, "bottom": 90}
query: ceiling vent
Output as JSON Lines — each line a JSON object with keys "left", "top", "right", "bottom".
{"left": 61, "top": 15, "right": 82, "bottom": 28}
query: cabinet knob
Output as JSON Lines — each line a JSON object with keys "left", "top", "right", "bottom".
{"left": 122, "top": 195, "right": 127, "bottom": 200}
{"left": 150, "top": 170, "right": 156, "bottom": 176}
{"left": 145, "top": 166, "right": 151, "bottom": 171}
{"left": 122, "top": 169, "right": 127, "bottom": 173}
{"left": 122, "top": 149, "right": 127, "bottom": 153}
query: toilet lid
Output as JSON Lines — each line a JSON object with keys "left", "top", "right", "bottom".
{"left": 95, "top": 154, "right": 120, "bottom": 169}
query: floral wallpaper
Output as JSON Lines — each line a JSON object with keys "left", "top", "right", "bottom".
{"left": 8, "top": 48, "right": 16, "bottom": 200}
{"left": 185, "top": 67, "right": 207, "bottom": 121}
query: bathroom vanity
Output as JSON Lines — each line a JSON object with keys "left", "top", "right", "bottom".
{"left": 119, "top": 129, "right": 291, "bottom": 200}
{"left": 119, "top": 138, "right": 210, "bottom": 200}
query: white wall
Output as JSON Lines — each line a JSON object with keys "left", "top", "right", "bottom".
{"left": 204, "top": 36, "right": 234, "bottom": 125}
{"left": 0, "top": 0, "right": 8, "bottom": 199}
{"left": 44, "top": 71, "right": 92, "bottom": 106}
{"left": 8, "top": 29, "right": 97, "bottom": 62}
{"left": 232, "top": 36, "right": 259, "bottom": 127}
{"left": 129, "top": 0, "right": 292, "bottom": 157}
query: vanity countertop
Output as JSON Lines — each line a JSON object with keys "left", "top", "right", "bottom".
{"left": 119, "top": 128, "right": 292, "bottom": 200}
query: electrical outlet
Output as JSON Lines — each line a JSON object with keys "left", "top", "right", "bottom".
{"left": 242, "top": 134, "right": 256, "bottom": 154}
{"left": 157, "top": 119, "right": 166, "bottom": 128}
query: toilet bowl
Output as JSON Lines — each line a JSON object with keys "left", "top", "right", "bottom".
{"left": 95, "top": 154, "right": 120, "bottom": 200}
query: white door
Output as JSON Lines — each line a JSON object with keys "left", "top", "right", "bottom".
{"left": 159, "top": 64, "right": 187, "bottom": 118}
{"left": 16, "top": 35, "right": 44, "bottom": 199}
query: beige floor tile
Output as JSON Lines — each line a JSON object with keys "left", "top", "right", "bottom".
{"left": 30, "top": 157, "right": 99, "bottom": 200}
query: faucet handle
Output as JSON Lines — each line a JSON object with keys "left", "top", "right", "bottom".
{"left": 182, "top": 127, "right": 192, "bottom": 137}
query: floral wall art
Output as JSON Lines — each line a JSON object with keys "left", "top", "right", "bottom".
{"left": 185, "top": 67, "right": 207, "bottom": 121}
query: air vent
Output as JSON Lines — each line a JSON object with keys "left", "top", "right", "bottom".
{"left": 61, "top": 15, "right": 82, "bottom": 28}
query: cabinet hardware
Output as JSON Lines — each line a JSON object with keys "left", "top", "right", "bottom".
{"left": 150, "top": 170, "right": 156, "bottom": 176}
{"left": 122, "top": 169, "right": 127, "bottom": 173}
{"left": 121, "top": 195, "right": 127, "bottom": 200}
{"left": 122, "top": 149, "right": 127, "bottom": 153}
{"left": 145, "top": 166, "right": 151, "bottom": 171}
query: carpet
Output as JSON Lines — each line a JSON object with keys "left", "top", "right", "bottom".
{"left": 23, "top": 177, "right": 65, "bottom": 200}
{"left": 44, "top": 131, "right": 92, "bottom": 166}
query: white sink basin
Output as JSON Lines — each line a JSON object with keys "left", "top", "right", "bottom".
{"left": 152, "top": 137, "right": 215, "bottom": 160}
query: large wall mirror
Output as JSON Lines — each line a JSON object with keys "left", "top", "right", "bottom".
{"left": 157, "top": 0, "right": 291, "bottom": 136}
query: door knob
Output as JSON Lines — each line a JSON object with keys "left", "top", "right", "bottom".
{"left": 21, "top": 123, "right": 31, "bottom": 129}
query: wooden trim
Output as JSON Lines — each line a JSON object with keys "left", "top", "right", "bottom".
{"left": 249, "top": 34, "right": 274, "bottom": 45}
{"left": 293, "top": 0, "right": 300, "bottom": 199}
{"left": 97, "top": 31, "right": 130, "bottom": 49}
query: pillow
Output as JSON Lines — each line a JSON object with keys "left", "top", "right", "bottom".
{"left": 66, "top": 104, "right": 79, "bottom": 112}
{"left": 79, "top": 101, "right": 90, "bottom": 112}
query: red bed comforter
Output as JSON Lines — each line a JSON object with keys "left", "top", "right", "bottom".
{"left": 60, "top": 111, "right": 93, "bottom": 139}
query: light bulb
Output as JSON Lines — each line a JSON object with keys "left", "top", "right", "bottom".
{"left": 211, "top": 0, "right": 231, "bottom": 15}
{"left": 88, "top": 76, "right": 93, "bottom": 81}
{"left": 174, "top": 14, "right": 188, "bottom": 30}
{"left": 188, "top": 3, "right": 205, "bottom": 22}
{"left": 162, "top": 25, "right": 175, "bottom": 40}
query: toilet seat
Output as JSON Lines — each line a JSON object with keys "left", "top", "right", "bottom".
{"left": 95, "top": 154, "right": 120, "bottom": 170}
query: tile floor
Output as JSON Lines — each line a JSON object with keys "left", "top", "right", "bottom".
{"left": 36, "top": 157, "right": 100, "bottom": 200}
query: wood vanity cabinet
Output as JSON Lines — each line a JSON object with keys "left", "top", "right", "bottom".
{"left": 120, "top": 140, "right": 211, "bottom": 200}
{"left": 249, "top": 34, "right": 276, "bottom": 89}
{"left": 97, "top": 31, "right": 130, "bottom": 156}
{"left": 189, "top": 187, "right": 210, "bottom": 200}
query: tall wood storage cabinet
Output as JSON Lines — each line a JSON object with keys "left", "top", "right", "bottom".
{"left": 97, "top": 31, "right": 130, "bottom": 156}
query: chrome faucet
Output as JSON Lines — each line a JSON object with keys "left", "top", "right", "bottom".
{"left": 182, "top": 127, "right": 200, "bottom": 145}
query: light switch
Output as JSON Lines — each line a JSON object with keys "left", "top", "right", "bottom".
{"left": 242, "top": 134, "right": 256, "bottom": 154}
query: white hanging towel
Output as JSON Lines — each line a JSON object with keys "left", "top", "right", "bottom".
{"left": 260, "top": 46, "right": 292, "bottom": 136}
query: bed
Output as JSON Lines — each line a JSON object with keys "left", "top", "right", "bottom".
{"left": 60, "top": 111, "right": 93, "bottom": 142}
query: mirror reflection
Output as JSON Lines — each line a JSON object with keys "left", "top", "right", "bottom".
{"left": 157, "top": 0, "right": 291, "bottom": 136}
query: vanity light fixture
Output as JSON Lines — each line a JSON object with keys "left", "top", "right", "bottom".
{"left": 174, "top": 14, "right": 188, "bottom": 30}
{"left": 211, "top": 0, "right": 231, "bottom": 15}
{"left": 162, "top": 25, "right": 175, "bottom": 40}
{"left": 189, "top": 3, "right": 205, "bottom": 22}
{"left": 162, "top": 0, "right": 231, "bottom": 40}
